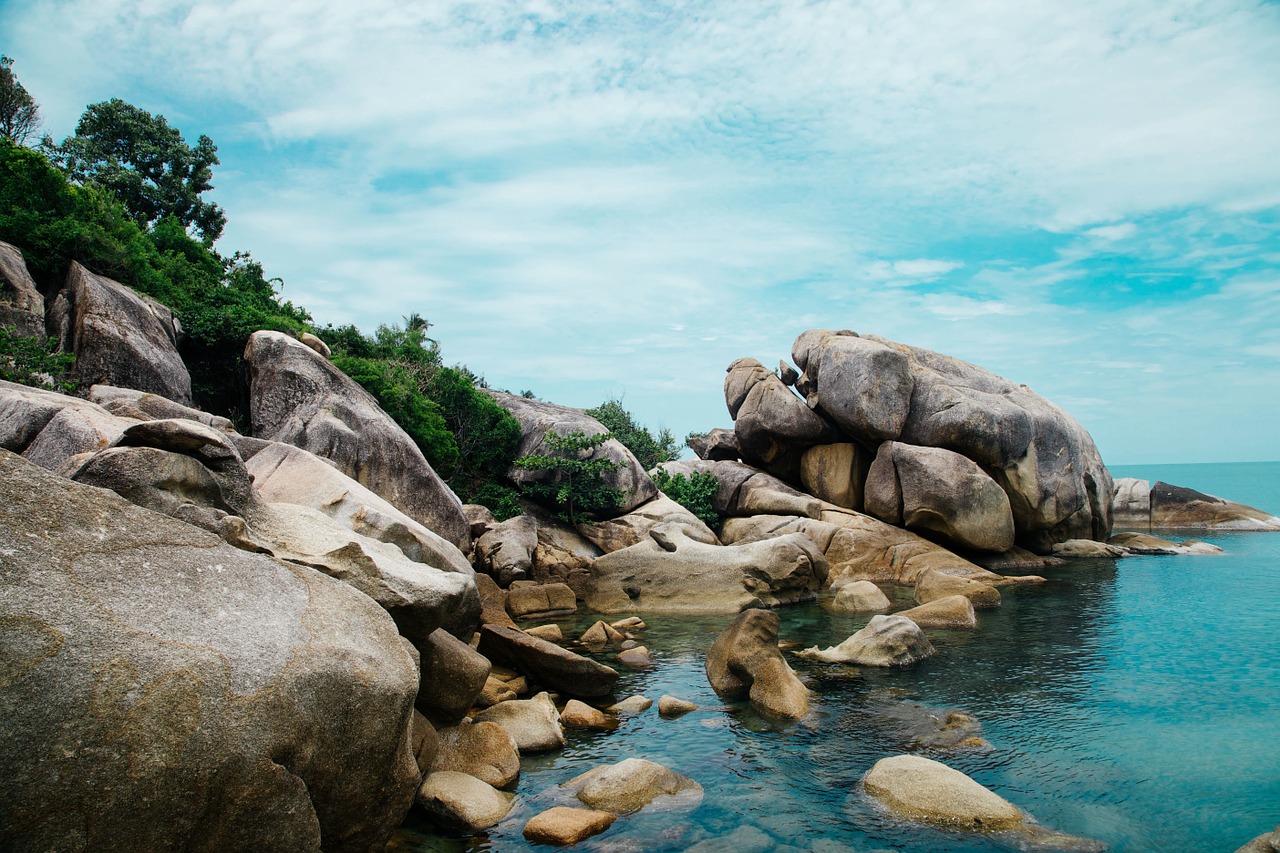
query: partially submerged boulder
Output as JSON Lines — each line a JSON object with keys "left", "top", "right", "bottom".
{"left": 800, "top": 614, "right": 935, "bottom": 667}
{"left": 582, "top": 523, "right": 827, "bottom": 614}
{"left": 864, "top": 441, "right": 1015, "bottom": 553}
{"left": 561, "top": 758, "right": 702, "bottom": 814}
{"left": 897, "top": 595, "right": 978, "bottom": 629}
{"left": 477, "top": 625, "right": 619, "bottom": 698}
{"left": 914, "top": 569, "right": 1001, "bottom": 609}
{"left": 1107, "top": 532, "right": 1222, "bottom": 555}
{"left": 416, "top": 771, "right": 513, "bottom": 833}
{"left": 705, "top": 609, "right": 809, "bottom": 719}
{"left": 1149, "top": 481, "right": 1280, "bottom": 531}
{"left": 429, "top": 721, "right": 521, "bottom": 788}
{"left": 245, "top": 331, "right": 469, "bottom": 549}
{"left": 523, "top": 807, "right": 617, "bottom": 846}
{"left": 48, "top": 262, "right": 192, "bottom": 405}
{"left": 0, "top": 449, "right": 421, "bottom": 853}
{"left": 828, "top": 580, "right": 891, "bottom": 613}
{"left": 486, "top": 390, "right": 657, "bottom": 516}
{"left": 473, "top": 692, "right": 566, "bottom": 754}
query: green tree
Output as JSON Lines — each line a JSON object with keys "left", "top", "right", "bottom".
{"left": 651, "top": 468, "right": 720, "bottom": 527}
{"left": 514, "top": 430, "right": 623, "bottom": 525}
{"left": 0, "top": 325, "right": 74, "bottom": 391}
{"left": 0, "top": 56, "right": 40, "bottom": 145}
{"left": 44, "top": 99, "right": 226, "bottom": 243}
{"left": 585, "top": 398, "right": 680, "bottom": 470}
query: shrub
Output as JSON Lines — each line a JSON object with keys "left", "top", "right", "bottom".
{"left": 514, "top": 430, "right": 623, "bottom": 525}
{"left": 651, "top": 468, "right": 720, "bottom": 527}
{"left": 0, "top": 326, "right": 75, "bottom": 391}
{"left": 585, "top": 398, "right": 680, "bottom": 469}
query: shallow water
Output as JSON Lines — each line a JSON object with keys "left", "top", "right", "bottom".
{"left": 393, "top": 463, "right": 1280, "bottom": 852}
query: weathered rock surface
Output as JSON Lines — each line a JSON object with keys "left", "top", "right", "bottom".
{"left": 299, "top": 331, "right": 331, "bottom": 357}
{"left": 523, "top": 807, "right": 617, "bottom": 845}
{"left": 706, "top": 609, "right": 809, "bottom": 719}
{"left": 416, "top": 628, "right": 491, "bottom": 722}
{"left": 1111, "top": 477, "right": 1151, "bottom": 527}
{"left": 430, "top": 721, "right": 521, "bottom": 788}
{"left": 914, "top": 569, "right": 1001, "bottom": 609}
{"left": 1052, "top": 539, "right": 1129, "bottom": 559}
{"left": 88, "top": 385, "right": 235, "bottom": 433}
{"left": 473, "top": 692, "right": 566, "bottom": 754}
{"left": 505, "top": 582, "right": 577, "bottom": 620}
{"left": 865, "top": 441, "right": 1015, "bottom": 553}
{"left": 562, "top": 758, "right": 703, "bottom": 814}
{"left": 561, "top": 700, "right": 613, "bottom": 729}
{"left": 578, "top": 493, "right": 720, "bottom": 553}
{"left": 525, "top": 623, "right": 564, "bottom": 642}
{"left": 1, "top": 380, "right": 137, "bottom": 470}
{"left": 416, "top": 771, "right": 513, "bottom": 833}
{"left": 865, "top": 692, "right": 989, "bottom": 750}
{"left": 0, "top": 449, "right": 420, "bottom": 853}
{"left": 48, "top": 262, "right": 192, "bottom": 404}
{"left": 800, "top": 442, "right": 871, "bottom": 510}
{"left": 1150, "top": 481, "right": 1280, "bottom": 531}
{"left": 245, "top": 331, "right": 468, "bottom": 548}
{"left": 476, "top": 514, "right": 538, "bottom": 585}
{"left": 1236, "top": 826, "right": 1280, "bottom": 853}
{"left": 610, "top": 695, "right": 654, "bottom": 714}
{"left": 828, "top": 580, "right": 891, "bottom": 613}
{"left": 246, "top": 440, "right": 475, "bottom": 578}
{"left": 897, "top": 595, "right": 978, "bottom": 629}
{"left": 789, "top": 330, "right": 1113, "bottom": 552}
{"left": 720, "top": 508, "right": 1001, "bottom": 586}
{"left": 583, "top": 523, "right": 827, "bottom": 614}
{"left": 581, "top": 620, "right": 625, "bottom": 645}
{"left": 1107, "top": 532, "right": 1222, "bottom": 555}
{"left": 487, "top": 390, "right": 657, "bottom": 516}
{"left": 687, "top": 427, "right": 741, "bottom": 461}
{"left": 477, "top": 625, "right": 619, "bottom": 698}
{"left": 725, "top": 357, "right": 838, "bottom": 475}
{"left": 0, "top": 240, "right": 44, "bottom": 337}
{"left": 800, "top": 614, "right": 935, "bottom": 666}
{"left": 617, "top": 646, "right": 653, "bottom": 667}
{"left": 658, "top": 695, "right": 698, "bottom": 717}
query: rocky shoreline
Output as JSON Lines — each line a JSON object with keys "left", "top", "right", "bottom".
{"left": 3, "top": 246, "right": 1279, "bottom": 852}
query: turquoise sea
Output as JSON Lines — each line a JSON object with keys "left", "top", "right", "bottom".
{"left": 393, "top": 462, "right": 1280, "bottom": 852}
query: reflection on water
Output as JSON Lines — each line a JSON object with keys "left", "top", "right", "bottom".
{"left": 392, "top": 531, "right": 1280, "bottom": 853}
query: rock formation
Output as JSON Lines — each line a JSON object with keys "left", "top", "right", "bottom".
{"left": 0, "top": 240, "right": 46, "bottom": 338}
{"left": 1112, "top": 477, "right": 1280, "bottom": 531}
{"left": 800, "top": 614, "right": 935, "bottom": 666}
{"left": 705, "top": 609, "right": 810, "bottom": 719}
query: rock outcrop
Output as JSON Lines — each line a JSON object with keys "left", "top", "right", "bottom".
{"left": 245, "top": 330, "right": 469, "bottom": 549}
{"left": 577, "top": 493, "right": 720, "bottom": 553}
{"left": 1125, "top": 479, "right": 1280, "bottom": 531}
{"left": 582, "top": 523, "right": 827, "bottom": 613}
{"left": 0, "top": 240, "right": 45, "bottom": 338}
{"left": 48, "top": 262, "right": 192, "bottom": 405}
{"left": 0, "top": 449, "right": 420, "bottom": 853}
{"left": 800, "top": 614, "right": 935, "bottom": 666}
{"left": 1, "top": 379, "right": 137, "bottom": 470}
{"left": 725, "top": 356, "right": 838, "bottom": 478}
{"left": 487, "top": 390, "right": 657, "bottom": 516}
{"left": 705, "top": 609, "right": 810, "bottom": 719}
{"left": 864, "top": 441, "right": 1015, "bottom": 553}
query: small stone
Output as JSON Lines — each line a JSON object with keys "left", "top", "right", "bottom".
{"left": 506, "top": 676, "right": 529, "bottom": 696}
{"left": 561, "top": 699, "right": 613, "bottom": 729}
{"left": 617, "top": 646, "right": 653, "bottom": 667}
{"left": 658, "top": 695, "right": 697, "bottom": 717}
{"left": 416, "top": 771, "right": 513, "bottom": 832}
{"left": 580, "top": 620, "right": 624, "bottom": 645}
{"left": 610, "top": 616, "right": 647, "bottom": 631}
{"left": 522, "top": 806, "right": 617, "bottom": 845}
{"left": 525, "top": 623, "right": 564, "bottom": 642}
{"left": 619, "top": 639, "right": 638, "bottom": 650}
{"left": 609, "top": 695, "right": 653, "bottom": 714}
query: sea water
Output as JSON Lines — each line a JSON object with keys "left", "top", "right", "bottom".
{"left": 391, "top": 462, "right": 1280, "bottom": 852}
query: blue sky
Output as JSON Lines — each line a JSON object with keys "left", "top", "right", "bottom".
{"left": 4, "top": 0, "right": 1279, "bottom": 464}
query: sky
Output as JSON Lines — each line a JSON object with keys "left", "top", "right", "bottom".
{"left": 4, "top": 0, "right": 1279, "bottom": 465}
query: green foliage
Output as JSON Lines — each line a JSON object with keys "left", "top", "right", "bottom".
{"left": 0, "top": 55, "right": 41, "bottom": 145}
{"left": 514, "top": 430, "right": 623, "bottom": 526}
{"left": 427, "top": 366, "right": 522, "bottom": 501}
{"left": 0, "top": 139, "right": 310, "bottom": 421}
{"left": 0, "top": 326, "right": 75, "bottom": 391}
{"left": 43, "top": 98, "right": 226, "bottom": 243}
{"left": 650, "top": 468, "right": 720, "bottom": 527}
{"left": 470, "top": 483, "right": 524, "bottom": 522}
{"left": 585, "top": 398, "right": 680, "bottom": 470}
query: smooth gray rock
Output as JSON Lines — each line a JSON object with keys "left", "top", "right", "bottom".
{"left": 1, "top": 380, "right": 137, "bottom": 470}
{"left": 472, "top": 692, "right": 565, "bottom": 754}
{"left": 829, "top": 580, "right": 891, "bottom": 613}
{"left": 245, "top": 331, "right": 469, "bottom": 549}
{"left": 561, "top": 758, "right": 703, "bottom": 815}
{"left": 1111, "top": 477, "right": 1151, "bottom": 528}
{"left": 687, "top": 427, "right": 741, "bottom": 461}
{"left": 486, "top": 390, "right": 657, "bottom": 516}
{"left": 504, "top": 582, "right": 577, "bottom": 619}
{"left": 48, "top": 262, "right": 191, "bottom": 405}
{"left": 865, "top": 441, "right": 1015, "bottom": 553}
{"left": 914, "top": 569, "right": 1001, "bottom": 609}
{"left": 0, "top": 240, "right": 45, "bottom": 338}
{"left": 0, "top": 449, "right": 421, "bottom": 853}
{"left": 416, "top": 771, "right": 513, "bottom": 833}
{"left": 475, "top": 514, "right": 538, "bottom": 585}
{"left": 583, "top": 523, "right": 827, "bottom": 614}
{"left": 417, "top": 628, "right": 491, "bottom": 723}
{"left": 800, "top": 614, "right": 935, "bottom": 666}
{"left": 725, "top": 357, "right": 838, "bottom": 472}
{"left": 429, "top": 720, "right": 521, "bottom": 788}
{"left": 578, "top": 493, "right": 720, "bottom": 553}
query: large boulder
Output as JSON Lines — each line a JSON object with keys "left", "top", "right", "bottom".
{"left": 800, "top": 442, "right": 871, "bottom": 510}
{"left": 1111, "top": 477, "right": 1151, "bottom": 527}
{"left": 244, "top": 331, "right": 468, "bottom": 549}
{"left": 0, "top": 449, "right": 421, "bottom": 853}
{"left": 475, "top": 514, "right": 538, "bottom": 585}
{"left": 789, "top": 330, "right": 1113, "bottom": 552}
{"left": 416, "top": 628, "right": 491, "bottom": 723}
{"left": 799, "top": 614, "right": 935, "bottom": 666}
{"left": 864, "top": 441, "right": 1015, "bottom": 553}
{"left": 914, "top": 569, "right": 1001, "bottom": 609}
{"left": 88, "top": 385, "right": 236, "bottom": 433}
{"left": 48, "top": 262, "right": 192, "bottom": 405}
{"left": 1149, "top": 481, "right": 1280, "bottom": 530}
{"left": 896, "top": 595, "right": 978, "bottom": 629}
{"left": 486, "top": 390, "right": 656, "bottom": 516}
{"left": 828, "top": 581, "right": 891, "bottom": 613}
{"left": 415, "top": 771, "right": 513, "bottom": 833}
{"left": 577, "top": 493, "right": 720, "bottom": 554}
{"left": 472, "top": 692, "right": 566, "bottom": 754}
{"left": 429, "top": 721, "right": 521, "bottom": 788}
{"left": 0, "top": 240, "right": 45, "bottom": 338}
{"left": 725, "top": 357, "right": 837, "bottom": 475}
{"left": 687, "top": 427, "right": 741, "bottom": 461}
{"left": 477, "top": 625, "right": 619, "bottom": 698}
{"left": 245, "top": 440, "right": 475, "bottom": 576}
{"left": 705, "top": 609, "right": 809, "bottom": 719}
{"left": 1, "top": 380, "right": 137, "bottom": 470}
{"left": 582, "top": 523, "right": 827, "bottom": 614}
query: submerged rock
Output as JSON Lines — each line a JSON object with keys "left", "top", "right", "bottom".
{"left": 800, "top": 614, "right": 935, "bottom": 667}
{"left": 914, "top": 569, "right": 1000, "bottom": 609}
{"left": 1108, "top": 532, "right": 1223, "bottom": 555}
{"left": 562, "top": 758, "right": 703, "bottom": 814}
{"left": 473, "top": 692, "right": 566, "bottom": 754}
{"left": 1236, "top": 826, "right": 1280, "bottom": 853}
{"left": 658, "top": 695, "right": 698, "bottom": 717}
{"left": 897, "top": 595, "right": 978, "bottom": 629}
{"left": 522, "top": 807, "right": 617, "bottom": 845}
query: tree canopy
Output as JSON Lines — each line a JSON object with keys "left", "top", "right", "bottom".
{"left": 0, "top": 56, "right": 40, "bottom": 145}
{"left": 44, "top": 99, "right": 226, "bottom": 243}
{"left": 585, "top": 398, "right": 681, "bottom": 470}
